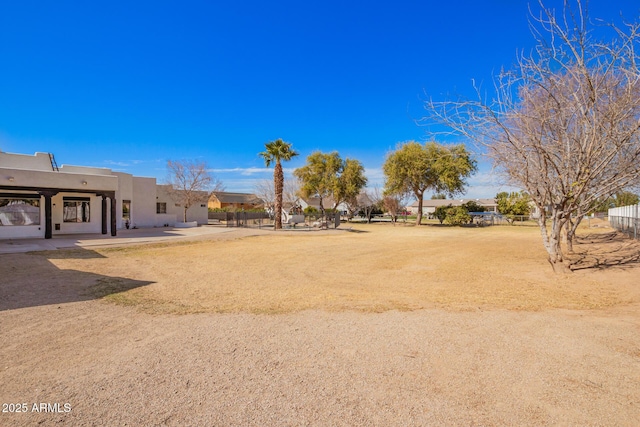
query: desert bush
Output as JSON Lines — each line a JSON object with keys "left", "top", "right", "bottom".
{"left": 444, "top": 206, "right": 471, "bottom": 226}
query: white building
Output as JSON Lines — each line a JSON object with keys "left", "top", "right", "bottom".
{"left": 0, "top": 151, "right": 208, "bottom": 239}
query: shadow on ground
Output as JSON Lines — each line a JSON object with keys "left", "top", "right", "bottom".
{"left": 0, "top": 248, "right": 153, "bottom": 311}
{"left": 570, "top": 231, "right": 640, "bottom": 270}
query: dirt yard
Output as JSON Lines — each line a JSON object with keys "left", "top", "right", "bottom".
{"left": 1, "top": 222, "right": 639, "bottom": 425}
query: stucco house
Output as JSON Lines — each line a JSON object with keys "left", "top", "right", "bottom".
{"left": 0, "top": 151, "right": 207, "bottom": 239}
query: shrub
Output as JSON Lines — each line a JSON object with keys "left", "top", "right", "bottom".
{"left": 434, "top": 205, "right": 451, "bottom": 224}
{"left": 304, "top": 206, "right": 319, "bottom": 215}
{"left": 444, "top": 206, "right": 471, "bottom": 226}
{"left": 462, "top": 200, "right": 486, "bottom": 213}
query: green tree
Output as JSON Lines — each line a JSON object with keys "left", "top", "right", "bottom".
{"left": 431, "top": 193, "right": 446, "bottom": 199}
{"left": 495, "top": 191, "right": 531, "bottom": 225}
{"left": 259, "top": 139, "right": 299, "bottom": 230}
{"left": 294, "top": 151, "right": 367, "bottom": 215}
{"left": 462, "top": 200, "right": 486, "bottom": 213}
{"left": 434, "top": 204, "right": 451, "bottom": 224}
{"left": 592, "top": 191, "right": 639, "bottom": 213}
{"left": 383, "top": 141, "right": 476, "bottom": 225}
{"left": 613, "top": 191, "right": 639, "bottom": 208}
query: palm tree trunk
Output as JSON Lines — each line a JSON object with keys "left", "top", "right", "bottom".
{"left": 274, "top": 162, "right": 283, "bottom": 229}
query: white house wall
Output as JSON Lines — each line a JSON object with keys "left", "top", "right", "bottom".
{"left": 1, "top": 151, "right": 210, "bottom": 239}
{"left": 0, "top": 224, "right": 44, "bottom": 239}
{"left": 0, "top": 152, "right": 53, "bottom": 170}
{"left": 132, "top": 177, "right": 157, "bottom": 228}
{"left": 2, "top": 168, "right": 118, "bottom": 193}
{"left": 114, "top": 172, "right": 133, "bottom": 230}
{"left": 156, "top": 185, "right": 208, "bottom": 225}
{"left": 51, "top": 193, "right": 104, "bottom": 235}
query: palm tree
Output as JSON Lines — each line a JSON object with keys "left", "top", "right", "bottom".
{"left": 259, "top": 139, "right": 299, "bottom": 229}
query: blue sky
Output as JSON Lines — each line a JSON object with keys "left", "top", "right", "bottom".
{"left": 1, "top": 1, "right": 638, "bottom": 198}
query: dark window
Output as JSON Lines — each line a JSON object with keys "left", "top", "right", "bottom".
{"left": 156, "top": 202, "right": 167, "bottom": 214}
{"left": 63, "top": 198, "right": 90, "bottom": 223}
{"left": 0, "top": 195, "right": 40, "bottom": 226}
{"left": 122, "top": 200, "right": 131, "bottom": 219}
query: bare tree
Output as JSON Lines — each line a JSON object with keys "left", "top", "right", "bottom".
{"left": 354, "top": 186, "right": 382, "bottom": 223}
{"left": 383, "top": 195, "right": 400, "bottom": 223}
{"left": 165, "top": 160, "right": 223, "bottom": 223}
{"left": 254, "top": 177, "right": 300, "bottom": 217}
{"left": 423, "top": 0, "right": 640, "bottom": 272}
{"left": 253, "top": 178, "right": 276, "bottom": 214}
{"left": 282, "top": 178, "right": 301, "bottom": 211}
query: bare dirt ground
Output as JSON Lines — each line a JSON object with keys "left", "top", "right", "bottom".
{"left": 1, "top": 222, "right": 639, "bottom": 426}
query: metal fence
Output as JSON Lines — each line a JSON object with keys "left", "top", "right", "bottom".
{"left": 207, "top": 211, "right": 342, "bottom": 229}
{"left": 609, "top": 204, "right": 640, "bottom": 240}
{"left": 208, "top": 211, "right": 270, "bottom": 228}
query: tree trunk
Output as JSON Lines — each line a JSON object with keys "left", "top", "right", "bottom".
{"left": 565, "top": 215, "right": 584, "bottom": 254}
{"left": 538, "top": 208, "right": 571, "bottom": 273}
{"left": 416, "top": 192, "right": 423, "bottom": 225}
{"left": 183, "top": 206, "right": 188, "bottom": 223}
{"left": 274, "top": 162, "right": 283, "bottom": 230}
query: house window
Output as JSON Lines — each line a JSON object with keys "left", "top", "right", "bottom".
{"left": 156, "top": 202, "right": 167, "bottom": 214}
{"left": 0, "top": 195, "right": 40, "bottom": 226}
{"left": 122, "top": 200, "right": 131, "bottom": 220}
{"left": 200, "top": 204, "right": 206, "bottom": 208}
{"left": 63, "top": 198, "right": 91, "bottom": 223}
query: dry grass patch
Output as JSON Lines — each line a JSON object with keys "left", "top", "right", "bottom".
{"left": 38, "top": 223, "right": 640, "bottom": 314}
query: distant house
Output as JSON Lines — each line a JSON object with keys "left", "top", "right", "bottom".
{"left": 0, "top": 151, "right": 208, "bottom": 239}
{"left": 408, "top": 198, "right": 499, "bottom": 216}
{"left": 298, "top": 197, "right": 349, "bottom": 214}
{"left": 208, "top": 192, "right": 263, "bottom": 210}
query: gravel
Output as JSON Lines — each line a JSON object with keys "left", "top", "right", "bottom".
{"left": 2, "top": 301, "right": 639, "bottom": 426}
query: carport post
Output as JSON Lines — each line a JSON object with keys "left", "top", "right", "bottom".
{"left": 109, "top": 192, "right": 117, "bottom": 236}
{"left": 38, "top": 190, "right": 59, "bottom": 239}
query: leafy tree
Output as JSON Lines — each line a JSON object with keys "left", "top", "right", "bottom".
{"left": 462, "top": 200, "right": 486, "bottom": 213}
{"left": 613, "top": 191, "right": 639, "bottom": 208}
{"left": 431, "top": 193, "right": 446, "bottom": 199}
{"left": 383, "top": 141, "right": 476, "bottom": 225}
{"left": 259, "top": 139, "right": 299, "bottom": 230}
{"left": 294, "top": 151, "right": 367, "bottom": 215}
{"left": 424, "top": 1, "right": 640, "bottom": 271}
{"left": 434, "top": 204, "right": 451, "bottom": 224}
{"left": 495, "top": 192, "right": 531, "bottom": 225}
{"left": 443, "top": 206, "right": 471, "bottom": 226}
{"left": 165, "top": 160, "right": 223, "bottom": 223}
